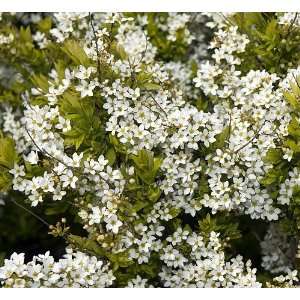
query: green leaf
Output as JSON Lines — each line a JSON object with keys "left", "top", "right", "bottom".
{"left": 106, "top": 148, "right": 116, "bottom": 166}
{"left": 260, "top": 168, "right": 283, "bottom": 186}
{"left": 198, "top": 175, "right": 209, "bottom": 196}
{"left": 45, "top": 202, "right": 69, "bottom": 216}
{"left": 68, "top": 235, "right": 105, "bottom": 257}
{"left": 63, "top": 130, "right": 85, "bottom": 150}
{"left": 131, "top": 150, "right": 162, "bottom": 184}
{"left": 109, "top": 134, "right": 127, "bottom": 154}
{"left": 60, "top": 91, "right": 96, "bottom": 149}
{"left": 117, "top": 45, "right": 128, "bottom": 60}
{"left": 199, "top": 213, "right": 241, "bottom": 242}
{"left": 169, "top": 207, "right": 180, "bottom": 218}
{"left": 108, "top": 251, "right": 133, "bottom": 269}
{"left": 131, "top": 200, "right": 148, "bottom": 213}
{"left": 147, "top": 185, "right": 161, "bottom": 202}
{"left": 265, "top": 19, "right": 277, "bottom": 39}
{"left": 210, "top": 126, "right": 230, "bottom": 151}
{"left": 290, "top": 81, "right": 300, "bottom": 99}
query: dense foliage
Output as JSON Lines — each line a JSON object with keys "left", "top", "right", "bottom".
{"left": 0, "top": 12, "right": 300, "bottom": 288}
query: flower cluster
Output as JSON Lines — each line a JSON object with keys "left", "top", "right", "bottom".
{"left": 193, "top": 23, "right": 292, "bottom": 220}
{"left": 0, "top": 248, "right": 115, "bottom": 288}
{"left": 260, "top": 224, "right": 294, "bottom": 274}
{"left": 159, "top": 231, "right": 261, "bottom": 288}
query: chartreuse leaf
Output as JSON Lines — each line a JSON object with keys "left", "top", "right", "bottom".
{"left": 284, "top": 90, "right": 300, "bottom": 110}
{"left": 0, "top": 136, "right": 18, "bottom": 169}
{"left": 37, "top": 16, "right": 52, "bottom": 33}
{"left": 288, "top": 117, "right": 300, "bottom": 139}
{"left": 0, "top": 172, "right": 12, "bottom": 192}
{"left": 107, "top": 251, "right": 133, "bottom": 269}
{"left": 131, "top": 150, "right": 162, "bottom": 184}
{"left": 260, "top": 168, "right": 283, "bottom": 186}
{"left": 110, "top": 41, "right": 128, "bottom": 60}
{"left": 263, "top": 148, "right": 282, "bottom": 164}
{"left": 31, "top": 73, "right": 49, "bottom": 93}
{"left": 19, "top": 26, "right": 33, "bottom": 44}
{"left": 142, "top": 82, "right": 161, "bottom": 91}
{"left": 147, "top": 184, "right": 161, "bottom": 202}
{"left": 0, "top": 135, "right": 18, "bottom": 192}
{"left": 290, "top": 81, "right": 300, "bottom": 99}
{"left": 62, "top": 40, "right": 90, "bottom": 66}
{"left": 54, "top": 60, "right": 68, "bottom": 81}
{"left": 283, "top": 76, "right": 300, "bottom": 111}
{"left": 60, "top": 91, "right": 96, "bottom": 149}
{"left": 284, "top": 139, "right": 300, "bottom": 153}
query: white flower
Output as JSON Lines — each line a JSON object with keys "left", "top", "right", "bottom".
{"left": 24, "top": 151, "right": 39, "bottom": 164}
{"left": 0, "top": 250, "right": 115, "bottom": 287}
{"left": 106, "top": 215, "right": 123, "bottom": 234}
{"left": 53, "top": 188, "right": 66, "bottom": 201}
{"left": 9, "top": 164, "right": 25, "bottom": 178}
{"left": 60, "top": 170, "right": 78, "bottom": 189}
{"left": 55, "top": 116, "right": 71, "bottom": 133}
{"left": 75, "top": 79, "right": 98, "bottom": 98}
{"left": 29, "top": 193, "right": 43, "bottom": 207}
{"left": 75, "top": 66, "right": 96, "bottom": 80}
{"left": 89, "top": 207, "right": 102, "bottom": 225}
{"left": 282, "top": 147, "right": 293, "bottom": 161}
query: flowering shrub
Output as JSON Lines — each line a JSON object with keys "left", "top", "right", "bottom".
{"left": 1, "top": 12, "right": 300, "bottom": 288}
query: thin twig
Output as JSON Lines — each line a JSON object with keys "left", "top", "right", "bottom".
{"left": 234, "top": 121, "right": 266, "bottom": 154}
{"left": 0, "top": 163, "right": 10, "bottom": 170}
{"left": 148, "top": 93, "right": 169, "bottom": 118}
{"left": 25, "top": 126, "right": 112, "bottom": 187}
{"left": 292, "top": 73, "right": 300, "bottom": 90}
{"left": 226, "top": 109, "right": 233, "bottom": 149}
{"left": 285, "top": 13, "right": 298, "bottom": 40}
{"left": 219, "top": 13, "right": 235, "bottom": 27}
{"left": 89, "top": 13, "right": 101, "bottom": 82}
{"left": 25, "top": 126, "right": 68, "bottom": 168}
{"left": 8, "top": 198, "right": 50, "bottom": 227}
{"left": 134, "top": 29, "right": 148, "bottom": 67}
{"left": 278, "top": 13, "right": 299, "bottom": 68}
